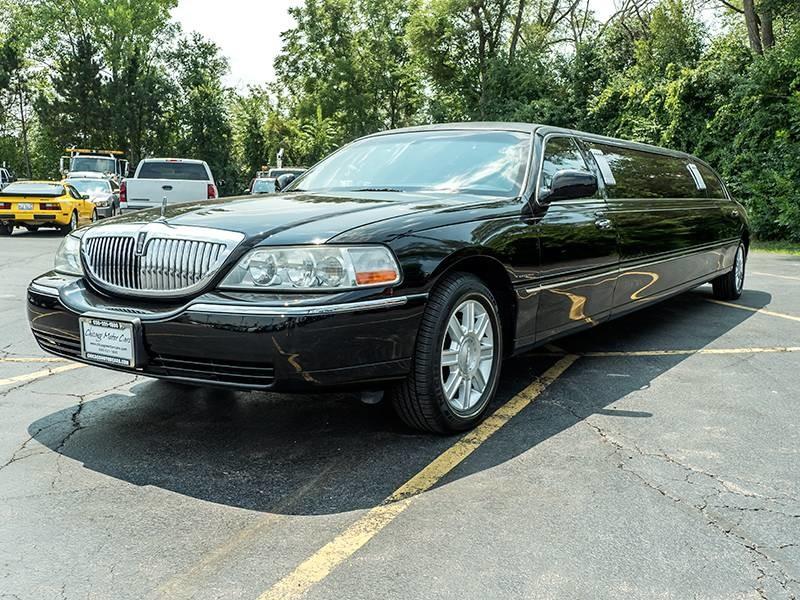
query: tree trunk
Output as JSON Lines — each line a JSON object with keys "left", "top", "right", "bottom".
{"left": 742, "top": 0, "right": 763, "bottom": 54}
{"left": 509, "top": 0, "right": 526, "bottom": 61}
{"left": 760, "top": 9, "right": 775, "bottom": 51}
{"left": 16, "top": 78, "right": 32, "bottom": 179}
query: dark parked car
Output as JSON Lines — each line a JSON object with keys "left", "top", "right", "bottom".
{"left": 27, "top": 123, "right": 748, "bottom": 433}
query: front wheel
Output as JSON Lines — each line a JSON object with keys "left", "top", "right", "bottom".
{"left": 389, "top": 273, "right": 503, "bottom": 433}
{"left": 0, "top": 222, "right": 12, "bottom": 236}
{"left": 91, "top": 208, "right": 98, "bottom": 223}
{"left": 712, "top": 242, "right": 746, "bottom": 300}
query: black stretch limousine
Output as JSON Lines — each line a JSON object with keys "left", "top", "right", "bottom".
{"left": 28, "top": 123, "right": 748, "bottom": 433}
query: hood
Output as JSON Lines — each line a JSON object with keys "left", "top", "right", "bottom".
{"left": 103, "top": 191, "right": 509, "bottom": 245}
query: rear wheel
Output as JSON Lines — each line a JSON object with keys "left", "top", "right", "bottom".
{"left": 0, "top": 222, "right": 12, "bottom": 236}
{"left": 712, "top": 242, "right": 746, "bottom": 300}
{"left": 60, "top": 211, "right": 78, "bottom": 234}
{"left": 389, "top": 273, "right": 503, "bottom": 433}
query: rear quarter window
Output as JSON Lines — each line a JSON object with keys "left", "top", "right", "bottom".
{"left": 137, "top": 162, "right": 210, "bottom": 181}
{"left": 695, "top": 163, "right": 728, "bottom": 199}
{"left": 586, "top": 142, "right": 704, "bottom": 199}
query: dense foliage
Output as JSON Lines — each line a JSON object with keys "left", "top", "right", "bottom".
{"left": 0, "top": 0, "right": 797, "bottom": 239}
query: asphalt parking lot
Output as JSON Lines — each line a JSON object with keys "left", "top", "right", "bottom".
{"left": 1, "top": 229, "right": 799, "bottom": 600}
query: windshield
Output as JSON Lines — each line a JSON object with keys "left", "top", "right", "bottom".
{"left": 1, "top": 182, "right": 65, "bottom": 196}
{"left": 293, "top": 130, "right": 531, "bottom": 197}
{"left": 252, "top": 179, "right": 276, "bottom": 193}
{"left": 69, "top": 179, "right": 110, "bottom": 195}
{"left": 71, "top": 157, "right": 116, "bottom": 173}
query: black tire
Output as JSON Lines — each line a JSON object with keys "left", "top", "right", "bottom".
{"left": 0, "top": 222, "right": 12, "bottom": 236}
{"left": 389, "top": 272, "right": 504, "bottom": 433}
{"left": 712, "top": 242, "right": 746, "bottom": 300}
{"left": 60, "top": 211, "right": 78, "bottom": 234}
{"left": 91, "top": 208, "right": 98, "bottom": 223}
{"left": 24, "top": 225, "right": 39, "bottom": 232}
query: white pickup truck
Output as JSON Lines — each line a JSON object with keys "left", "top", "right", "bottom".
{"left": 121, "top": 158, "right": 218, "bottom": 212}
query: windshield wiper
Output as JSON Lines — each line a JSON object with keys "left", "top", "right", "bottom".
{"left": 352, "top": 187, "right": 404, "bottom": 192}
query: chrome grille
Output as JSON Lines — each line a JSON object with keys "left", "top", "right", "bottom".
{"left": 81, "top": 224, "right": 244, "bottom": 298}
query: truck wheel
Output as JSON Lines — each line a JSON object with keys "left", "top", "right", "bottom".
{"left": 0, "top": 222, "right": 12, "bottom": 236}
{"left": 389, "top": 273, "right": 503, "bottom": 433}
{"left": 712, "top": 242, "right": 746, "bottom": 300}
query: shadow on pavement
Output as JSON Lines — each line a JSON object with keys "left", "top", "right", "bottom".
{"left": 28, "top": 286, "right": 771, "bottom": 515}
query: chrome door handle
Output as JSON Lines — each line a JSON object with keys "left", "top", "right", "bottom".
{"left": 594, "top": 218, "right": 612, "bottom": 230}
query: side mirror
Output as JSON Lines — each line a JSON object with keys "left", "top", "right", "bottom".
{"left": 81, "top": 194, "right": 90, "bottom": 200}
{"left": 276, "top": 173, "right": 297, "bottom": 192}
{"left": 243, "top": 188, "right": 251, "bottom": 195}
{"left": 539, "top": 170, "right": 598, "bottom": 205}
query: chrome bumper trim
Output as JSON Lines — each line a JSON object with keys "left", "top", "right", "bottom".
{"left": 188, "top": 295, "right": 421, "bottom": 316}
{"left": 29, "top": 282, "right": 61, "bottom": 297}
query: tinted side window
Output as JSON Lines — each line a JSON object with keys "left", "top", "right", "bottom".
{"left": 695, "top": 163, "right": 727, "bottom": 199}
{"left": 137, "top": 162, "right": 210, "bottom": 181}
{"left": 586, "top": 143, "right": 702, "bottom": 199}
{"left": 540, "top": 137, "right": 590, "bottom": 190}
{"left": 67, "top": 186, "right": 82, "bottom": 200}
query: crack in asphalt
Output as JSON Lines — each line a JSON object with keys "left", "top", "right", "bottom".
{"left": 47, "top": 377, "right": 139, "bottom": 489}
{"left": 547, "top": 397, "right": 799, "bottom": 599}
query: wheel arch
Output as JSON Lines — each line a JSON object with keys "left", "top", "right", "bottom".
{"left": 429, "top": 251, "right": 518, "bottom": 357}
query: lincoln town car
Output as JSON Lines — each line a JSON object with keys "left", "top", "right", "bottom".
{"left": 27, "top": 123, "right": 749, "bottom": 433}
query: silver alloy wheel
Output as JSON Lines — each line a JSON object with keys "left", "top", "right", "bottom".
{"left": 735, "top": 244, "right": 745, "bottom": 293}
{"left": 91, "top": 209, "right": 98, "bottom": 223}
{"left": 70, "top": 211, "right": 78, "bottom": 231}
{"left": 440, "top": 298, "right": 495, "bottom": 414}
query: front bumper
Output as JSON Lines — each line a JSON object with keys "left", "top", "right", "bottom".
{"left": 94, "top": 205, "right": 114, "bottom": 218}
{"left": 27, "top": 274, "right": 426, "bottom": 391}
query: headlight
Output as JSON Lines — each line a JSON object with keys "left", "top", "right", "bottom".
{"left": 220, "top": 246, "right": 401, "bottom": 290}
{"left": 54, "top": 232, "right": 85, "bottom": 276}
{"left": 93, "top": 198, "right": 109, "bottom": 207}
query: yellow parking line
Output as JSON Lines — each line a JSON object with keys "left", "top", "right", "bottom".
{"left": 0, "top": 357, "right": 70, "bottom": 364}
{"left": 257, "top": 354, "right": 579, "bottom": 600}
{"left": 0, "top": 363, "right": 85, "bottom": 386}
{"left": 707, "top": 299, "right": 800, "bottom": 323}
{"left": 751, "top": 271, "right": 800, "bottom": 282}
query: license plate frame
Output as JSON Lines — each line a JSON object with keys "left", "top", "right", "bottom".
{"left": 17, "top": 202, "right": 33, "bottom": 211}
{"left": 79, "top": 313, "right": 143, "bottom": 368}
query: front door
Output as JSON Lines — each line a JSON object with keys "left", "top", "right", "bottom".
{"left": 533, "top": 135, "right": 619, "bottom": 343}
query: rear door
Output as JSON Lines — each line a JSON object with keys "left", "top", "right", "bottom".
{"left": 583, "top": 142, "right": 730, "bottom": 312}
{"left": 534, "top": 135, "right": 619, "bottom": 342}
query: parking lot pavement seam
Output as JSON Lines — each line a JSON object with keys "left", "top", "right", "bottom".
{"left": 707, "top": 299, "right": 800, "bottom": 323}
{"left": 0, "top": 363, "right": 85, "bottom": 387}
{"left": 256, "top": 355, "right": 580, "bottom": 600}
{"left": 0, "top": 357, "right": 70, "bottom": 363}
{"left": 750, "top": 271, "right": 800, "bottom": 282}
{"left": 531, "top": 347, "right": 800, "bottom": 358}
{"left": 544, "top": 395, "right": 800, "bottom": 597}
